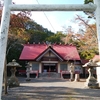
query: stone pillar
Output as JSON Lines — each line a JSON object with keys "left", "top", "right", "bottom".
{"left": 74, "top": 66, "right": 80, "bottom": 82}
{"left": 69, "top": 63, "right": 74, "bottom": 81}
{"left": 70, "top": 73, "right": 74, "bottom": 81}
{"left": 0, "top": 0, "right": 12, "bottom": 99}
{"left": 94, "top": 0, "right": 100, "bottom": 82}
{"left": 74, "top": 74, "right": 80, "bottom": 82}
{"left": 36, "top": 72, "right": 38, "bottom": 78}
{"left": 25, "top": 63, "right": 31, "bottom": 81}
{"left": 61, "top": 72, "right": 63, "bottom": 79}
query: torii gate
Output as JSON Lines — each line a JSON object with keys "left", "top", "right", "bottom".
{"left": 0, "top": 0, "right": 100, "bottom": 99}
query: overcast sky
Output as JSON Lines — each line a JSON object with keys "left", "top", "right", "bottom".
{"left": 12, "top": 0, "right": 92, "bottom": 33}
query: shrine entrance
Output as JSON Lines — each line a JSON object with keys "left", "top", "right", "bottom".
{"left": 42, "top": 63, "right": 57, "bottom": 72}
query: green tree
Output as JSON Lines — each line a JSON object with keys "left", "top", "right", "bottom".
{"left": 62, "top": 15, "right": 98, "bottom": 59}
{"left": 28, "top": 30, "right": 48, "bottom": 43}
{"left": 84, "top": 0, "right": 94, "bottom": 4}
{"left": 46, "top": 31, "right": 65, "bottom": 44}
{"left": 6, "top": 12, "right": 32, "bottom": 63}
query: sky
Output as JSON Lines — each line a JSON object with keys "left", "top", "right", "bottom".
{"left": 12, "top": 0, "right": 92, "bottom": 33}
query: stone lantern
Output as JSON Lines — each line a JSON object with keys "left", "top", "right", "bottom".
{"left": 69, "top": 63, "right": 74, "bottom": 81}
{"left": 7, "top": 59, "right": 21, "bottom": 88}
{"left": 83, "top": 59, "right": 99, "bottom": 88}
{"left": 25, "top": 62, "right": 31, "bottom": 81}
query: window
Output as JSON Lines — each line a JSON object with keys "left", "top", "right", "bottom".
{"left": 32, "top": 63, "right": 39, "bottom": 70}
{"left": 60, "top": 64, "right": 67, "bottom": 70}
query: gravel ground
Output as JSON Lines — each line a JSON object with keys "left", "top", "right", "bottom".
{"left": 2, "top": 77, "right": 100, "bottom": 100}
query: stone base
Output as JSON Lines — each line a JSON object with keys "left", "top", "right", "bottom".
{"left": 85, "top": 82, "right": 99, "bottom": 89}
{"left": 26, "top": 78, "right": 31, "bottom": 81}
{"left": 74, "top": 78, "right": 80, "bottom": 82}
{"left": 69, "top": 79, "right": 74, "bottom": 81}
{"left": 74, "top": 74, "right": 80, "bottom": 82}
{"left": 8, "top": 76, "right": 20, "bottom": 88}
{"left": 36, "top": 76, "right": 38, "bottom": 78}
{"left": 85, "top": 77, "right": 99, "bottom": 89}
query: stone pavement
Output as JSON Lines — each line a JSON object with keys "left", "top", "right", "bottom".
{"left": 2, "top": 77, "right": 100, "bottom": 100}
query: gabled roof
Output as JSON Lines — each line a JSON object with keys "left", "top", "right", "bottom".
{"left": 19, "top": 44, "right": 81, "bottom": 61}
{"left": 19, "top": 44, "right": 46, "bottom": 60}
{"left": 36, "top": 46, "right": 64, "bottom": 61}
{"left": 53, "top": 45, "right": 80, "bottom": 60}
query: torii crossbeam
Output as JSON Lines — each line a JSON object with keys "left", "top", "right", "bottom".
{"left": 0, "top": 0, "right": 100, "bottom": 99}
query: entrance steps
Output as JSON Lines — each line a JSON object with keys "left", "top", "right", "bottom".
{"left": 39, "top": 72, "right": 60, "bottom": 78}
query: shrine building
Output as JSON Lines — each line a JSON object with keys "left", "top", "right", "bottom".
{"left": 19, "top": 43, "right": 83, "bottom": 78}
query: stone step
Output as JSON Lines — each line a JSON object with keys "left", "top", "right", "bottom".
{"left": 39, "top": 72, "right": 60, "bottom": 78}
